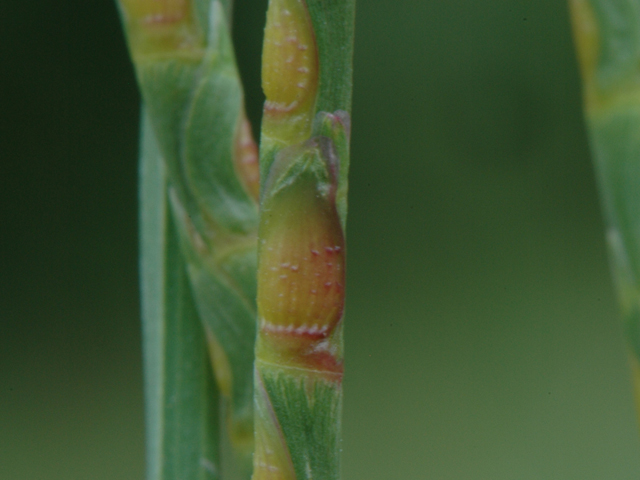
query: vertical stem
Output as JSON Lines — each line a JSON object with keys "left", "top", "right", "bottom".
{"left": 253, "top": 1, "right": 356, "bottom": 479}
{"left": 117, "top": 0, "right": 260, "bottom": 476}
{"left": 140, "top": 109, "right": 220, "bottom": 480}
{"left": 569, "top": 0, "right": 640, "bottom": 421}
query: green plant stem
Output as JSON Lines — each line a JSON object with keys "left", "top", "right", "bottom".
{"left": 569, "top": 0, "right": 640, "bottom": 420}
{"left": 116, "top": 0, "right": 260, "bottom": 477}
{"left": 140, "top": 109, "right": 220, "bottom": 480}
{"left": 252, "top": 1, "right": 356, "bottom": 479}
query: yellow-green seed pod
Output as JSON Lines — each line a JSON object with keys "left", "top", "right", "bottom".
{"left": 117, "top": 0, "right": 204, "bottom": 61}
{"left": 261, "top": 0, "right": 319, "bottom": 145}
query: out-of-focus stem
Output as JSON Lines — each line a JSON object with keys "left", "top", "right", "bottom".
{"left": 116, "top": 0, "right": 259, "bottom": 475}
{"left": 569, "top": 0, "right": 640, "bottom": 421}
{"left": 140, "top": 109, "right": 220, "bottom": 480}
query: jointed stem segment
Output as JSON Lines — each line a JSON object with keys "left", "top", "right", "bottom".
{"left": 252, "top": 1, "right": 355, "bottom": 479}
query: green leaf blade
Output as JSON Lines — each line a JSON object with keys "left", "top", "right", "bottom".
{"left": 140, "top": 109, "right": 221, "bottom": 480}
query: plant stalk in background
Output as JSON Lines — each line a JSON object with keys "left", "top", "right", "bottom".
{"left": 252, "top": 1, "right": 355, "bottom": 479}
{"left": 116, "top": 0, "right": 259, "bottom": 477}
{"left": 569, "top": 0, "right": 640, "bottom": 421}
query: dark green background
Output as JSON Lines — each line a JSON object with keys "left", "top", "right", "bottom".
{"left": 2, "top": 0, "right": 640, "bottom": 478}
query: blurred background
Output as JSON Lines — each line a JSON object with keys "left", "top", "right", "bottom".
{"left": 2, "top": 0, "right": 640, "bottom": 478}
